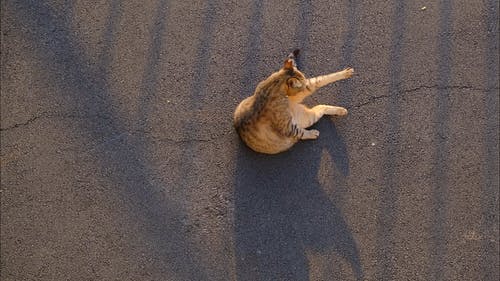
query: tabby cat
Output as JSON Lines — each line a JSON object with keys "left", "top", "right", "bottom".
{"left": 234, "top": 49, "right": 354, "bottom": 154}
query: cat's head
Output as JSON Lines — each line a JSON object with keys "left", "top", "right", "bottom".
{"left": 281, "top": 56, "right": 307, "bottom": 96}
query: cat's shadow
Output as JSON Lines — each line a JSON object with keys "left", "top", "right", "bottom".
{"left": 233, "top": 118, "right": 363, "bottom": 281}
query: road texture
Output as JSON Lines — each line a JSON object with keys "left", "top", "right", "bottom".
{"left": 1, "top": 0, "right": 499, "bottom": 280}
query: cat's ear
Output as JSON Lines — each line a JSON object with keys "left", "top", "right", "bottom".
{"left": 287, "top": 77, "right": 303, "bottom": 89}
{"left": 283, "top": 58, "right": 294, "bottom": 70}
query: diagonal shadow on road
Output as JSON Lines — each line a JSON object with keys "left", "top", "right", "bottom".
{"left": 375, "top": 1, "right": 406, "bottom": 279}
{"left": 481, "top": 0, "right": 500, "bottom": 280}
{"left": 431, "top": 1, "right": 453, "bottom": 279}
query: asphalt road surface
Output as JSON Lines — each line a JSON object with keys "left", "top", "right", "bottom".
{"left": 1, "top": 1, "right": 499, "bottom": 280}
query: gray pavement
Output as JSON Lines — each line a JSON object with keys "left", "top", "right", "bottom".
{"left": 1, "top": 0, "right": 499, "bottom": 280}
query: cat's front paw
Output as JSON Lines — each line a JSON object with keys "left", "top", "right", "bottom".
{"left": 343, "top": 67, "right": 354, "bottom": 78}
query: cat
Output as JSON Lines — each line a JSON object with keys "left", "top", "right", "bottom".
{"left": 234, "top": 49, "right": 354, "bottom": 154}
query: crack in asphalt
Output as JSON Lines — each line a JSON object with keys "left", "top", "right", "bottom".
{"left": 0, "top": 112, "right": 111, "bottom": 132}
{"left": 1, "top": 111, "right": 233, "bottom": 147}
{"left": 351, "top": 84, "right": 499, "bottom": 109}
{"left": 0, "top": 115, "right": 43, "bottom": 132}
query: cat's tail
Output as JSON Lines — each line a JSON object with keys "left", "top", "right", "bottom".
{"left": 287, "top": 49, "right": 300, "bottom": 67}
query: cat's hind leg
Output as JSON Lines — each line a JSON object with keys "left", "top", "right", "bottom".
{"left": 291, "top": 103, "right": 347, "bottom": 129}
